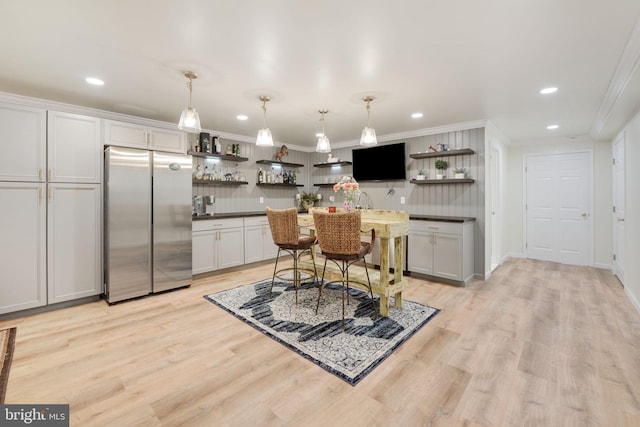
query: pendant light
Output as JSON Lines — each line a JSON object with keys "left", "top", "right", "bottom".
{"left": 178, "top": 71, "right": 202, "bottom": 133}
{"left": 316, "top": 109, "right": 331, "bottom": 153}
{"left": 256, "top": 95, "right": 274, "bottom": 146}
{"left": 360, "top": 96, "right": 377, "bottom": 146}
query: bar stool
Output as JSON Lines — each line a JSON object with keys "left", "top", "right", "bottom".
{"left": 312, "top": 209, "right": 377, "bottom": 330}
{"left": 266, "top": 207, "right": 318, "bottom": 303}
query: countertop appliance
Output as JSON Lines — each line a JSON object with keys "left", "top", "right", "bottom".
{"left": 104, "top": 147, "right": 192, "bottom": 303}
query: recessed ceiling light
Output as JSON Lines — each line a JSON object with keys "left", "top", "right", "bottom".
{"left": 411, "top": 112, "right": 423, "bottom": 119}
{"left": 547, "top": 124, "right": 559, "bottom": 130}
{"left": 540, "top": 87, "right": 557, "bottom": 94}
{"left": 85, "top": 77, "right": 104, "bottom": 86}
{"left": 236, "top": 114, "right": 248, "bottom": 121}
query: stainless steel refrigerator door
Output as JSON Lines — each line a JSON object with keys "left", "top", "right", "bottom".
{"left": 152, "top": 151, "right": 192, "bottom": 292}
{"left": 104, "top": 147, "right": 152, "bottom": 303}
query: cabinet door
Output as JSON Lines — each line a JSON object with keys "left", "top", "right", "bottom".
{"left": 48, "top": 111, "right": 102, "bottom": 183}
{"left": 48, "top": 183, "right": 102, "bottom": 303}
{"left": 148, "top": 127, "right": 185, "bottom": 153}
{"left": 433, "top": 233, "right": 463, "bottom": 280}
{"left": 244, "top": 225, "right": 265, "bottom": 264}
{"left": 0, "top": 103, "right": 46, "bottom": 182}
{"left": 407, "top": 230, "right": 434, "bottom": 275}
{"left": 218, "top": 227, "right": 244, "bottom": 269}
{"left": 104, "top": 120, "right": 147, "bottom": 149}
{"left": 192, "top": 231, "right": 216, "bottom": 274}
{"left": 0, "top": 182, "right": 47, "bottom": 314}
{"left": 263, "top": 226, "right": 278, "bottom": 260}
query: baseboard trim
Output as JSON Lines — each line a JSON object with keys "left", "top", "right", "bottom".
{"left": 625, "top": 286, "right": 640, "bottom": 315}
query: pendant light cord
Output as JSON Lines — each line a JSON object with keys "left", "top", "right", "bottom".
{"left": 187, "top": 79, "right": 193, "bottom": 108}
{"left": 262, "top": 98, "right": 268, "bottom": 128}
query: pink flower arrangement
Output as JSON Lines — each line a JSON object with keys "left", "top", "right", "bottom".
{"left": 333, "top": 176, "right": 360, "bottom": 211}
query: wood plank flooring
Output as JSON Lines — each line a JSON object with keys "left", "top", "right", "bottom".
{"left": 1, "top": 258, "right": 639, "bottom": 426}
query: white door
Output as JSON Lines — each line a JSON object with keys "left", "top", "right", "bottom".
{"left": 613, "top": 135, "right": 625, "bottom": 282}
{"left": 526, "top": 152, "right": 592, "bottom": 266}
{"left": 490, "top": 147, "right": 501, "bottom": 271}
{"left": 48, "top": 183, "right": 102, "bottom": 303}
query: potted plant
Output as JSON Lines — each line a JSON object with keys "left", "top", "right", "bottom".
{"left": 416, "top": 169, "right": 426, "bottom": 181}
{"left": 435, "top": 160, "right": 448, "bottom": 180}
{"left": 453, "top": 167, "right": 466, "bottom": 179}
{"left": 300, "top": 191, "right": 319, "bottom": 211}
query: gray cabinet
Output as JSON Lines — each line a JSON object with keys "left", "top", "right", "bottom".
{"left": 408, "top": 219, "right": 475, "bottom": 283}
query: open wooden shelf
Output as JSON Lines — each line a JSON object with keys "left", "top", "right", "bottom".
{"left": 409, "top": 148, "right": 475, "bottom": 159}
{"left": 188, "top": 150, "right": 249, "bottom": 162}
{"left": 410, "top": 178, "right": 475, "bottom": 185}
{"left": 192, "top": 179, "right": 248, "bottom": 185}
{"left": 256, "top": 183, "right": 304, "bottom": 188}
{"left": 256, "top": 160, "right": 304, "bottom": 168}
{"left": 312, "top": 161, "right": 352, "bottom": 168}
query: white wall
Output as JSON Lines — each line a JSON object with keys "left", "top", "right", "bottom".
{"left": 503, "top": 138, "right": 613, "bottom": 268}
{"left": 619, "top": 111, "right": 640, "bottom": 311}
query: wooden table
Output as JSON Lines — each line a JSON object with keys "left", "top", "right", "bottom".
{"left": 297, "top": 209, "right": 410, "bottom": 317}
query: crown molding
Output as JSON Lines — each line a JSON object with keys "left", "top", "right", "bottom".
{"left": 590, "top": 15, "right": 640, "bottom": 139}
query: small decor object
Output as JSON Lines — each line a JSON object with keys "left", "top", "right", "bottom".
{"left": 327, "top": 153, "right": 339, "bottom": 163}
{"left": 333, "top": 176, "right": 360, "bottom": 211}
{"left": 300, "top": 191, "right": 319, "bottom": 211}
{"left": 328, "top": 206, "right": 336, "bottom": 213}
{"left": 435, "top": 160, "right": 448, "bottom": 180}
{"left": 428, "top": 145, "right": 440, "bottom": 152}
{"left": 453, "top": 167, "right": 466, "bottom": 179}
{"left": 275, "top": 145, "right": 289, "bottom": 162}
{"left": 416, "top": 169, "right": 426, "bottom": 180}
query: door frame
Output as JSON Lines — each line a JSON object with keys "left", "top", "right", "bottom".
{"left": 612, "top": 132, "right": 625, "bottom": 283}
{"left": 523, "top": 149, "right": 594, "bottom": 266}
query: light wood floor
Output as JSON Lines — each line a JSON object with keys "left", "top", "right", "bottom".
{"left": 1, "top": 258, "right": 639, "bottom": 426}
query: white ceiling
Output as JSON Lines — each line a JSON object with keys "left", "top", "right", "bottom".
{"left": 2, "top": 1, "right": 640, "bottom": 149}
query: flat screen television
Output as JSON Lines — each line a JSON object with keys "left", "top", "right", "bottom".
{"left": 352, "top": 142, "right": 406, "bottom": 182}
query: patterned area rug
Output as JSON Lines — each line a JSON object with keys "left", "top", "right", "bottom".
{"left": 0, "top": 327, "right": 16, "bottom": 403}
{"left": 204, "top": 278, "right": 439, "bottom": 385}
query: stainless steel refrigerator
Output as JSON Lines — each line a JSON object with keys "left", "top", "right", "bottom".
{"left": 104, "top": 146, "right": 192, "bottom": 303}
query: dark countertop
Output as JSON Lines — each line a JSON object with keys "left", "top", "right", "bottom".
{"left": 410, "top": 215, "right": 475, "bottom": 223}
{"left": 194, "top": 211, "right": 475, "bottom": 222}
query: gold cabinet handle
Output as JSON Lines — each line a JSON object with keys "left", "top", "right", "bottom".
{"left": 48, "top": 169, "right": 52, "bottom": 181}
{"left": 48, "top": 187, "right": 52, "bottom": 200}
{"left": 617, "top": 217, "right": 625, "bottom": 222}
{"left": 39, "top": 168, "right": 44, "bottom": 181}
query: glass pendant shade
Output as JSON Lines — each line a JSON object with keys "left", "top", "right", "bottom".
{"left": 178, "top": 106, "right": 201, "bottom": 133}
{"left": 360, "top": 126, "right": 377, "bottom": 146}
{"left": 316, "top": 134, "right": 331, "bottom": 153}
{"left": 256, "top": 128, "right": 273, "bottom": 146}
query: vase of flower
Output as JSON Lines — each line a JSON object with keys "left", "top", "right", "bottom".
{"left": 333, "top": 176, "right": 360, "bottom": 212}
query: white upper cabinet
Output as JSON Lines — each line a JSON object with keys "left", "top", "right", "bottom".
{"left": 0, "top": 102, "right": 46, "bottom": 182}
{"left": 47, "top": 111, "right": 102, "bottom": 183}
{"left": 104, "top": 119, "right": 186, "bottom": 153}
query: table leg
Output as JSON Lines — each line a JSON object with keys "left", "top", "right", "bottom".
{"left": 394, "top": 236, "right": 404, "bottom": 309}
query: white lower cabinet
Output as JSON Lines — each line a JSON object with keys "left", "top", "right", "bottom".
{"left": 47, "top": 183, "right": 102, "bottom": 303}
{"left": 408, "top": 220, "right": 475, "bottom": 283}
{"left": 0, "top": 182, "right": 47, "bottom": 314}
{"left": 192, "top": 218, "right": 244, "bottom": 274}
{"left": 243, "top": 216, "right": 278, "bottom": 264}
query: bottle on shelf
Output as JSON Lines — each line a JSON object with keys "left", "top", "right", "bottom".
{"left": 214, "top": 137, "right": 221, "bottom": 155}
{"left": 258, "top": 168, "right": 264, "bottom": 184}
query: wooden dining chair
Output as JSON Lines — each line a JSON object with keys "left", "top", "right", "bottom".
{"left": 312, "top": 209, "right": 377, "bottom": 330}
{"left": 266, "top": 207, "right": 318, "bottom": 303}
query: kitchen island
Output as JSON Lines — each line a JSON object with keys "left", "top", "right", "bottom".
{"left": 297, "top": 208, "right": 409, "bottom": 317}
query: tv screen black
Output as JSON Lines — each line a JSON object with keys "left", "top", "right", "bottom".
{"left": 352, "top": 142, "right": 406, "bottom": 182}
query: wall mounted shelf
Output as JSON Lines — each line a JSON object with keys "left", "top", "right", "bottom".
{"left": 314, "top": 183, "right": 337, "bottom": 187}
{"left": 188, "top": 150, "right": 249, "bottom": 162}
{"left": 256, "top": 183, "right": 304, "bottom": 188}
{"left": 192, "top": 179, "right": 248, "bottom": 185}
{"left": 256, "top": 160, "right": 304, "bottom": 168}
{"left": 312, "top": 161, "right": 352, "bottom": 168}
{"left": 410, "top": 179, "right": 475, "bottom": 185}
{"left": 409, "top": 148, "right": 475, "bottom": 159}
